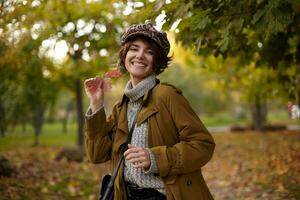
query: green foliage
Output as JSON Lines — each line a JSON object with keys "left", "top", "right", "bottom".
{"left": 150, "top": 0, "right": 296, "bottom": 55}
{"left": 159, "top": 64, "right": 230, "bottom": 116}
{"left": 1, "top": 0, "right": 299, "bottom": 133}
{"left": 132, "top": 0, "right": 300, "bottom": 129}
{"left": 136, "top": 0, "right": 300, "bottom": 98}
{"left": 0, "top": 0, "right": 128, "bottom": 138}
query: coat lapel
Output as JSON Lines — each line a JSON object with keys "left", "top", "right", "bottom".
{"left": 113, "top": 82, "right": 159, "bottom": 152}
{"left": 137, "top": 105, "right": 158, "bottom": 126}
{"left": 113, "top": 102, "right": 128, "bottom": 153}
{"left": 136, "top": 87, "right": 159, "bottom": 126}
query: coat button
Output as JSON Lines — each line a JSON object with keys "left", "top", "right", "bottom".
{"left": 187, "top": 180, "right": 192, "bottom": 186}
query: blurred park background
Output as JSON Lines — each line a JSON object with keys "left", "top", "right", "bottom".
{"left": 0, "top": 0, "right": 300, "bottom": 199}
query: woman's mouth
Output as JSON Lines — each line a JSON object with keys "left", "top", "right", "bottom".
{"left": 132, "top": 61, "right": 147, "bottom": 67}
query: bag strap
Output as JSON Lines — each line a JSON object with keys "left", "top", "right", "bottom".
{"left": 123, "top": 104, "right": 142, "bottom": 150}
{"left": 100, "top": 104, "right": 142, "bottom": 200}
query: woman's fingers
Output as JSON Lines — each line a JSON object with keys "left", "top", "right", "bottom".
{"left": 85, "top": 76, "right": 101, "bottom": 86}
{"left": 84, "top": 77, "right": 105, "bottom": 111}
{"left": 124, "top": 145, "right": 151, "bottom": 169}
{"left": 125, "top": 151, "right": 143, "bottom": 160}
{"left": 85, "top": 76, "right": 113, "bottom": 95}
{"left": 84, "top": 77, "right": 103, "bottom": 93}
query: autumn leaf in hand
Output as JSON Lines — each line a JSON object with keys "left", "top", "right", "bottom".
{"left": 101, "top": 68, "right": 122, "bottom": 92}
{"left": 104, "top": 68, "right": 122, "bottom": 79}
{"left": 101, "top": 78, "right": 112, "bottom": 92}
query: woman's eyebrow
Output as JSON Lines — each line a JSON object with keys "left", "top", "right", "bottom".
{"left": 130, "top": 43, "right": 151, "bottom": 50}
{"left": 130, "top": 44, "right": 140, "bottom": 48}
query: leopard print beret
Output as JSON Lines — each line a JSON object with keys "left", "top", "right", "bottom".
{"left": 121, "top": 22, "right": 170, "bottom": 55}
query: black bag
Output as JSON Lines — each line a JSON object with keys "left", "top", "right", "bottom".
{"left": 99, "top": 155, "right": 123, "bottom": 200}
{"left": 99, "top": 105, "right": 142, "bottom": 200}
{"left": 99, "top": 175, "right": 113, "bottom": 200}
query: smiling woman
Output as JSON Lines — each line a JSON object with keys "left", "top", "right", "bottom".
{"left": 84, "top": 22, "right": 215, "bottom": 200}
{"left": 124, "top": 39, "right": 155, "bottom": 85}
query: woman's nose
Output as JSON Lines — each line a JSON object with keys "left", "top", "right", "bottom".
{"left": 136, "top": 49, "right": 145, "bottom": 59}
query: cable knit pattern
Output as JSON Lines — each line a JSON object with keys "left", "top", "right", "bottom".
{"left": 124, "top": 75, "right": 166, "bottom": 194}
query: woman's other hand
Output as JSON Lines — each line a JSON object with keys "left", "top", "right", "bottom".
{"left": 124, "top": 144, "right": 151, "bottom": 170}
{"left": 84, "top": 76, "right": 104, "bottom": 112}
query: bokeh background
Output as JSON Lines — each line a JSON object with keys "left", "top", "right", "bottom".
{"left": 0, "top": 0, "right": 299, "bottom": 199}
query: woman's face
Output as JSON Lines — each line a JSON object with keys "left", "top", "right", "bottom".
{"left": 124, "top": 39, "right": 154, "bottom": 86}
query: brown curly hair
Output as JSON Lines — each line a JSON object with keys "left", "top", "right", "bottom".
{"left": 118, "top": 36, "right": 172, "bottom": 75}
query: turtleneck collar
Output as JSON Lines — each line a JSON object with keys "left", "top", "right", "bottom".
{"left": 124, "top": 74, "right": 156, "bottom": 102}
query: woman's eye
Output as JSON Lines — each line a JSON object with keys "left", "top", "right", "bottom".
{"left": 129, "top": 47, "right": 138, "bottom": 51}
{"left": 147, "top": 50, "right": 154, "bottom": 54}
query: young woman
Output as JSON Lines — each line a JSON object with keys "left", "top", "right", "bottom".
{"left": 84, "top": 22, "right": 215, "bottom": 200}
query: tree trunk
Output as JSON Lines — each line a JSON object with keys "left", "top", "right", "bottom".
{"left": 251, "top": 94, "right": 267, "bottom": 131}
{"left": 33, "top": 104, "right": 46, "bottom": 146}
{"left": 62, "top": 102, "right": 73, "bottom": 134}
{"left": 21, "top": 119, "right": 27, "bottom": 133}
{"left": 297, "top": 90, "right": 300, "bottom": 108}
{"left": 0, "top": 102, "right": 6, "bottom": 137}
{"left": 75, "top": 79, "right": 84, "bottom": 148}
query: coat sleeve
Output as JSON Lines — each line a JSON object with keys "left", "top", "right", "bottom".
{"left": 84, "top": 107, "right": 116, "bottom": 163}
{"left": 150, "top": 86, "right": 215, "bottom": 177}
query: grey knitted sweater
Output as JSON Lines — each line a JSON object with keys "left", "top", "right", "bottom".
{"left": 123, "top": 75, "right": 165, "bottom": 194}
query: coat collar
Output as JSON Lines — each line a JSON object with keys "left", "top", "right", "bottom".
{"left": 117, "top": 79, "right": 160, "bottom": 108}
{"left": 116, "top": 79, "right": 160, "bottom": 127}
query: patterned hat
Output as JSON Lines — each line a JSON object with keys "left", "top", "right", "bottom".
{"left": 121, "top": 22, "right": 170, "bottom": 55}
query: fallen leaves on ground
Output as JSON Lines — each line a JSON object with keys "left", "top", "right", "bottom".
{"left": 0, "top": 146, "right": 108, "bottom": 200}
{"left": 203, "top": 130, "right": 300, "bottom": 200}
{"left": 0, "top": 130, "right": 299, "bottom": 200}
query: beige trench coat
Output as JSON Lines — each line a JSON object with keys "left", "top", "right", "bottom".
{"left": 85, "top": 81, "right": 215, "bottom": 200}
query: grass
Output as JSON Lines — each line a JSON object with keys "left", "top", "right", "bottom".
{"left": 0, "top": 122, "right": 77, "bottom": 152}
{"left": 1, "top": 110, "right": 299, "bottom": 152}
{"left": 201, "top": 113, "right": 249, "bottom": 127}
{"left": 201, "top": 110, "right": 300, "bottom": 127}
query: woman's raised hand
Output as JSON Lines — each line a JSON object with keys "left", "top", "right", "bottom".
{"left": 84, "top": 68, "right": 121, "bottom": 113}
{"left": 84, "top": 76, "right": 105, "bottom": 113}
